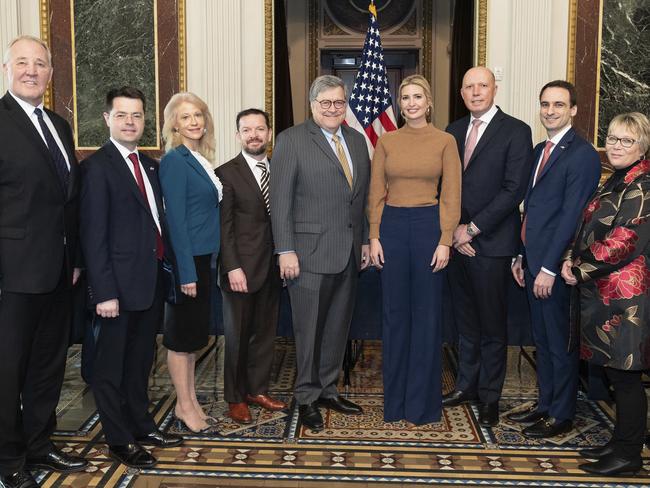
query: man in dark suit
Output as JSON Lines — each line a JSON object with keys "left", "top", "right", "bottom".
{"left": 444, "top": 67, "right": 534, "bottom": 426}
{"left": 0, "top": 35, "right": 88, "bottom": 488}
{"left": 509, "top": 80, "right": 600, "bottom": 438}
{"left": 80, "top": 87, "right": 182, "bottom": 469}
{"left": 270, "top": 75, "right": 370, "bottom": 431}
{"left": 216, "top": 108, "right": 287, "bottom": 424}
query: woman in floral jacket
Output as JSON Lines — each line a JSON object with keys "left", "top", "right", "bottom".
{"left": 561, "top": 112, "right": 650, "bottom": 476}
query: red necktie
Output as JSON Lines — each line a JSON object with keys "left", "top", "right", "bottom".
{"left": 463, "top": 119, "right": 483, "bottom": 169}
{"left": 128, "top": 153, "right": 164, "bottom": 260}
{"left": 521, "top": 141, "right": 555, "bottom": 245}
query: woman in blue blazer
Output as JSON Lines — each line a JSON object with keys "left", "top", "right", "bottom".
{"left": 160, "top": 92, "right": 221, "bottom": 432}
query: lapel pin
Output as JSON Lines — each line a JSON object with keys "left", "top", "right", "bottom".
{"left": 560, "top": 146, "right": 566, "bottom": 149}
{"left": 150, "top": 166, "right": 155, "bottom": 170}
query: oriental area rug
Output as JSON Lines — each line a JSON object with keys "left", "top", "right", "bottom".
{"left": 36, "top": 339, "right": 649, "bottom": 487}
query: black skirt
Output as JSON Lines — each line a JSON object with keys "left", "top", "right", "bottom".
{"left": 163, "top": 254, "right": 212, "bottom": 352}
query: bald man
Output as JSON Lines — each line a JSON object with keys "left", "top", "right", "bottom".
{"left": 444, "top": 67, "right": 534, "bottom": 427}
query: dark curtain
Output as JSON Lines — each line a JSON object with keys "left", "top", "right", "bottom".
{"left": 448, "top": 0, "right": 474, "bottom": 122}
{"left": 274, "top": 0, "right": 293, "bottom": 134}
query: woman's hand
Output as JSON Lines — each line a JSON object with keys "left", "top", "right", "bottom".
{"left": 431, "top": 245, "right": 450, "bottom": 272}
{"left": 181, "top": 282, "right": 198, "bottom": 297}
{"left": 560, "top": 260, "right": 578, "bottom": 286}
{"left": 369, "top": 238, "right": 384, "bottom": 269}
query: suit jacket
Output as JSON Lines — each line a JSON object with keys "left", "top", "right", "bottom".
{"left": 159, "top": 145, "right": 220, "bottom": 284}
{"left": 446, "top": 107, "right": 534, "bottom": 257}
{"left": 0, "top": 92, "right": 80, "bottom": 293}
{"left": 80, "top": 141, "right": 169, "bottom": 311}
{"left": 270, "top": 119, "right": 370, "bottom": 274}
{"left": 522, "top": 127, "right": 600, "bottom": 275}
{"left": 215, "top": 153, "right": 279, "bottom": 293}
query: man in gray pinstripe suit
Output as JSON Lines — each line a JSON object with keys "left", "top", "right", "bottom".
{"left": 270, "top": 75, "right": 370, "bottom": 431}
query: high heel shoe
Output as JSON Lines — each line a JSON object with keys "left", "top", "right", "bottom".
{"left": 173, "top": 417, "right": 214, "bottom": 434}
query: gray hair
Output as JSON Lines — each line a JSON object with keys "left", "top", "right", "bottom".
{"left": 3, "top": 35, "right": 52, "bottom": 66}
{"left": 308, "top": 75, "right": 347, "bottom": 103}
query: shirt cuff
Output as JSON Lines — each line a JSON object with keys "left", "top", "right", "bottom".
{"left": 540, "top": 266, "right": 556, "bottom": 277}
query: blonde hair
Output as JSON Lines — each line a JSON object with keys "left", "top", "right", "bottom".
{"left": 3, "top": 35, "right": 52, "bottom": 65}
{"left": 398, "top": 74, "right": 433, "bottom": 123}
{"left": 162, "top": 92, "right": 216, "bottom": 164}
{"left": 608, "top": 112, "right": 650, "bottom": 156}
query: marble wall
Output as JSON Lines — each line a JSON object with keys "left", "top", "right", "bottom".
{"left": 74, "top": 0, "right": 158, "bottom": 148}
{"left": 598, "top": 0, "right": 649, "bottom": 146}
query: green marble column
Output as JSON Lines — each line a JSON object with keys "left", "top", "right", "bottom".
{"left": 74, "top": 0, "right": 158, "bottom": 148}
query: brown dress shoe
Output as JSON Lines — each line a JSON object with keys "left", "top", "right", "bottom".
{"left": 228, "top": 402, "right": 253, "bottom": 424}
{"left": 246, "top": 394, "right": 287, "bottom": 411}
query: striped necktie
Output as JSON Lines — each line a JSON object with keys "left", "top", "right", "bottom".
{"left": 34, "top": 107, "right": 70, "bottom": 190}
{"left": 257, "top": 161, "right": 270, "bottom": 213}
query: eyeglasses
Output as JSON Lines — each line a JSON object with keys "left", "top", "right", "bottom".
{"left": 605, "top": 135, "right": 637, "bottom": 148}
{"left": 315, "top": 99, "right": 346, "bottom": 110}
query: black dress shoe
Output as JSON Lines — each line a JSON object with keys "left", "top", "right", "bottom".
{"left": 506, "top": 404, "right": 548, "bottom": 424}
{"left": 0, "top": 470, "right": 37, "bottom": 488}
{"left": 299, "top": 402, "right": 324, "bottom": 431}
{"left": 478, "top": 402, "right": 499, "bottom": 427}
{"left": 318, "top": 396, "right": 363, "bottom": 415}
{"left": 109, "top": 443, "right": 157, "bottom": 468}
{"left": 26, "top": 445, "right": 88, "bottom": 473}
{"left": 579, "top": 443, "right": 615, "bottom": 459}
{"left": 579, "top": 454, "right": 642, "bottom": 475}
{"left": 523, "top": 417, "right": 572, "bottom": 438}
{"left": 442, "top": 390, "right": 477, "bottom": 407}
{"left": 136, "top": 429, "right": 184, "bottom": 448}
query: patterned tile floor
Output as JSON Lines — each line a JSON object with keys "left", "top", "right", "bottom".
{"left": 36, "top": 339, "right": 650, "bottom": 487}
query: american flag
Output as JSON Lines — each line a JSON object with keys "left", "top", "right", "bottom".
{"left": 345, "top": 1, "right": 397, "bottom": 157}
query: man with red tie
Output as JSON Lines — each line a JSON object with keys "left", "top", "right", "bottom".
{"left": 80, "top": 87, "right": 182, "bottom": 469}
{"left": 509, "top": 80, "right": 600, "bottom": 438}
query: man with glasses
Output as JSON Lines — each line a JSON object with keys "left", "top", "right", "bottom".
{"left": 270, "top": 75, "right": 371, "bottom": 431}
{"left": 510, "top": 80, "right": 600, "bottom": 438}
{"left": 80, "top": 87, "right": 182, "bottom": 469}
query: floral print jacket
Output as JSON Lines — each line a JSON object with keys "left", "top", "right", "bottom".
{"left": 570, "top": 159, "right": 650, "bottom": 370}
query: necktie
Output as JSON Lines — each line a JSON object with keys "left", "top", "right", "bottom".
{"left": 520, "top": 141, "right": 555, "bottom": 245}
{"left": 128, "top": 153, "right": 164, "bottom": 260}
{"left": 34, "top": 107, "right": 70, "bottom": 190}
{"left": 331, "top": 134, "right": 353, "bottom": 188}
{"left": 256, "top": 160, "right": 270, "bottom": 213}
{"left": 463, "top": 119, "right": 483, "bottom": 169}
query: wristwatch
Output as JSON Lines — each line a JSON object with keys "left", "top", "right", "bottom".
{"left": 466, "top": 222, "right": 478, "bottom": 237}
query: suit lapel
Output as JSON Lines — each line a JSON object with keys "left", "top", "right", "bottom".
{"left": 47, "top": 108, "right": 79, "bottom": 201}
{"left": 308, "top": 119, "right": 351, "bottom": 190}
{"left": 466, "top": 109, "right": 504, "bottom": 168}
{"left": 178, "top": 145, "right": 220, "bottom": 200}
{"left": 536, "top": 128, "right": 575, "bottom": 183}
{"left": 2, "top": 94, "right": 63, "bottom": 185}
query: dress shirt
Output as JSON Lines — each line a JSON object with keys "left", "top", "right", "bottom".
{"left": 464, "top": 103, "right": 499, "bottom": 146}
{"left": 242, "top": 150, "right": 270, "bottom": 191}
{"left": 9, "top": 90, "right": 71, "bottom": 169}
{"left": 110, "top": 137, "right": 161, "bottom": 234}
{"left": 321, "top": 126, "right": 354, "bottom": 177}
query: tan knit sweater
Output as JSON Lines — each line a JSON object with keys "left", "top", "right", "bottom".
{"left": 367, "top": 123, "right": 462, "bottom": 246}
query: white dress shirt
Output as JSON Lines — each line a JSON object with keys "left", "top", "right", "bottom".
{"left": 465, "top": 104, "right": 499, "bottom": 146}
{"left": 9, "top": 90, "right": 71, "bottom": 169}
{"left": 321, "top": 126, "right": 354, "bottom": 177}
{"left": 110, "top": 137, "right": 161, "bottom": 234}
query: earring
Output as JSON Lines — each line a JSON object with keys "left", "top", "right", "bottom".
{"left": 426, "top": 107, "right": 431, "bottom": 115}
{"left": 203, "top": 128, "right": 207, "bottom": 133}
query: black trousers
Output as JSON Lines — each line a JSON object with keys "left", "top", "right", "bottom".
{"left": 91, "top": 267, "right": 163, "bottom": 446}
{"left": 447, "top": 253, "right": 510, "bottom": 404}
{"left": 0, "top": 273, "right": 71, "bottom": 475}
{"left": 605, "top": 367, "right": 647, "bottom": 458}
{"left": 222, "top": 267, "right": 281, "bottom": 403}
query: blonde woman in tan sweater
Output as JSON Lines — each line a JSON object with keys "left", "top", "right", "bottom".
{"left": 368, "top": 75, "right": 461, "bottom": 424}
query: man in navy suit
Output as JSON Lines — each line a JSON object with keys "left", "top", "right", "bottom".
{"left": 509, "top": 80, "right": 600, "bottom": 438}
{"left": 444, "top": 67, "right": 534, "bottom": 426}
{"left": 80, "top": 87, "right": 182, "bottom": 469}
{"left": 0, "top": 35, "right": 87, "bottom": 488}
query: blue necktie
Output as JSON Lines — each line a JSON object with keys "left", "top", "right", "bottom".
{"left": 34, "top": 107, "right": 70, "bottom": 190}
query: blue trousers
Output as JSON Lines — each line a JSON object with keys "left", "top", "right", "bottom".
{"left": 525, "top": 269, "right": 578, "bottom": 421}
{"left": 380, "top": 205, "right": 442, "bottom": 424}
